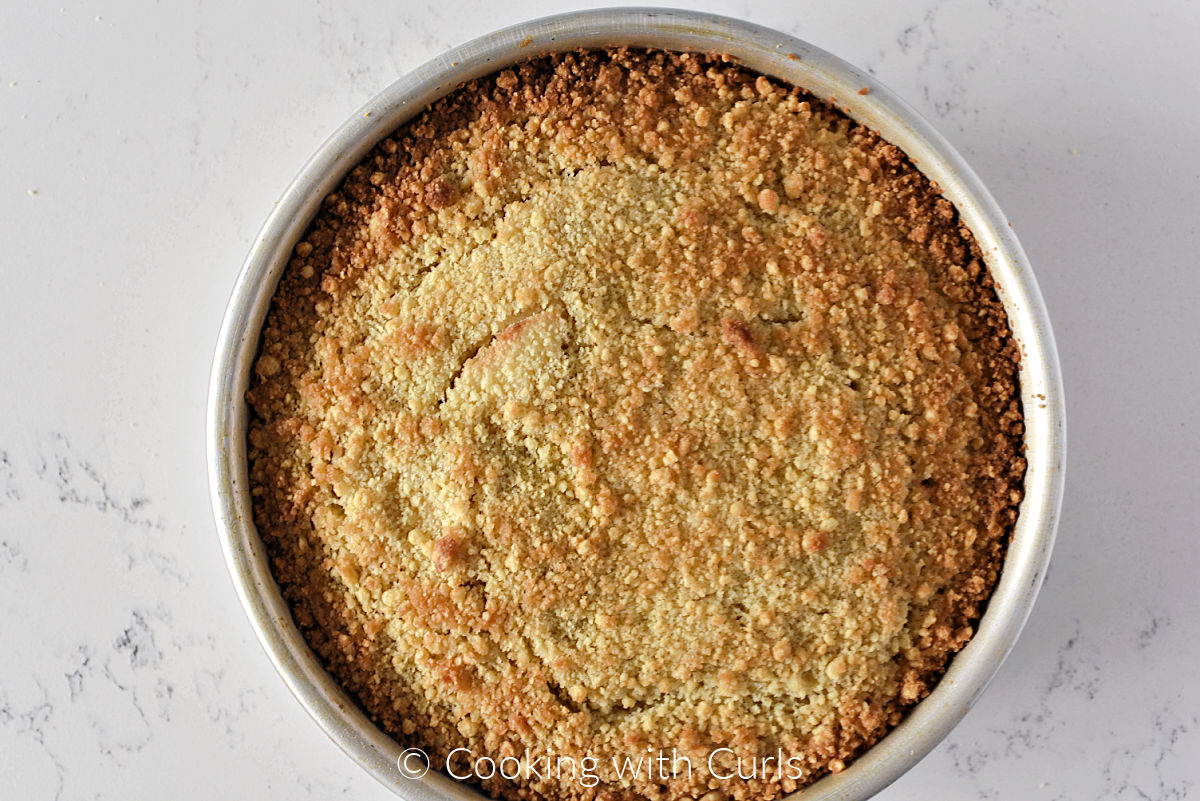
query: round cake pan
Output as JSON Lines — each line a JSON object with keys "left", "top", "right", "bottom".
{"left": 208, "top": 8, "right": 1066, "bottom": 800}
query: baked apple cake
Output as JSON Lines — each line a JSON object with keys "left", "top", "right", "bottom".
{"left": 247, "top": 49, "right": 1024, "bottom": 801}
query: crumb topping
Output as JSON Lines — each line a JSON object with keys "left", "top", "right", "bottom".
{"left": 247, "top": 49, "right": 1025, "bottom": 801}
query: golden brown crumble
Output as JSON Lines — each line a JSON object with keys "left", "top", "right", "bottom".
{"left": 246, "top": 49, "right": 1024, "bottom": 801}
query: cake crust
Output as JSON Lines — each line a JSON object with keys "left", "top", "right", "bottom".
{"left": 246, "top": 49, "right": 1025, "bottom": 801}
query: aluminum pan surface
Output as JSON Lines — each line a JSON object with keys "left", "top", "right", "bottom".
{"left": 207, "top": 8, "right": 1065, "bottom": 801}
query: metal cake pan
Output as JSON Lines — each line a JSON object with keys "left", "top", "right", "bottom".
{"left": 207, "top": 8, "right": 1066, "bottom": 800}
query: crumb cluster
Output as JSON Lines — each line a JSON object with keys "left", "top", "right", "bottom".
{"left": 247, "top": 49, "right": 1025, "bottom": 801}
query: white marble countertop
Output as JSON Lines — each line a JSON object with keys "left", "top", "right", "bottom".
{"left": 2, "top": 1, "right": 1198, "bottom": 798}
